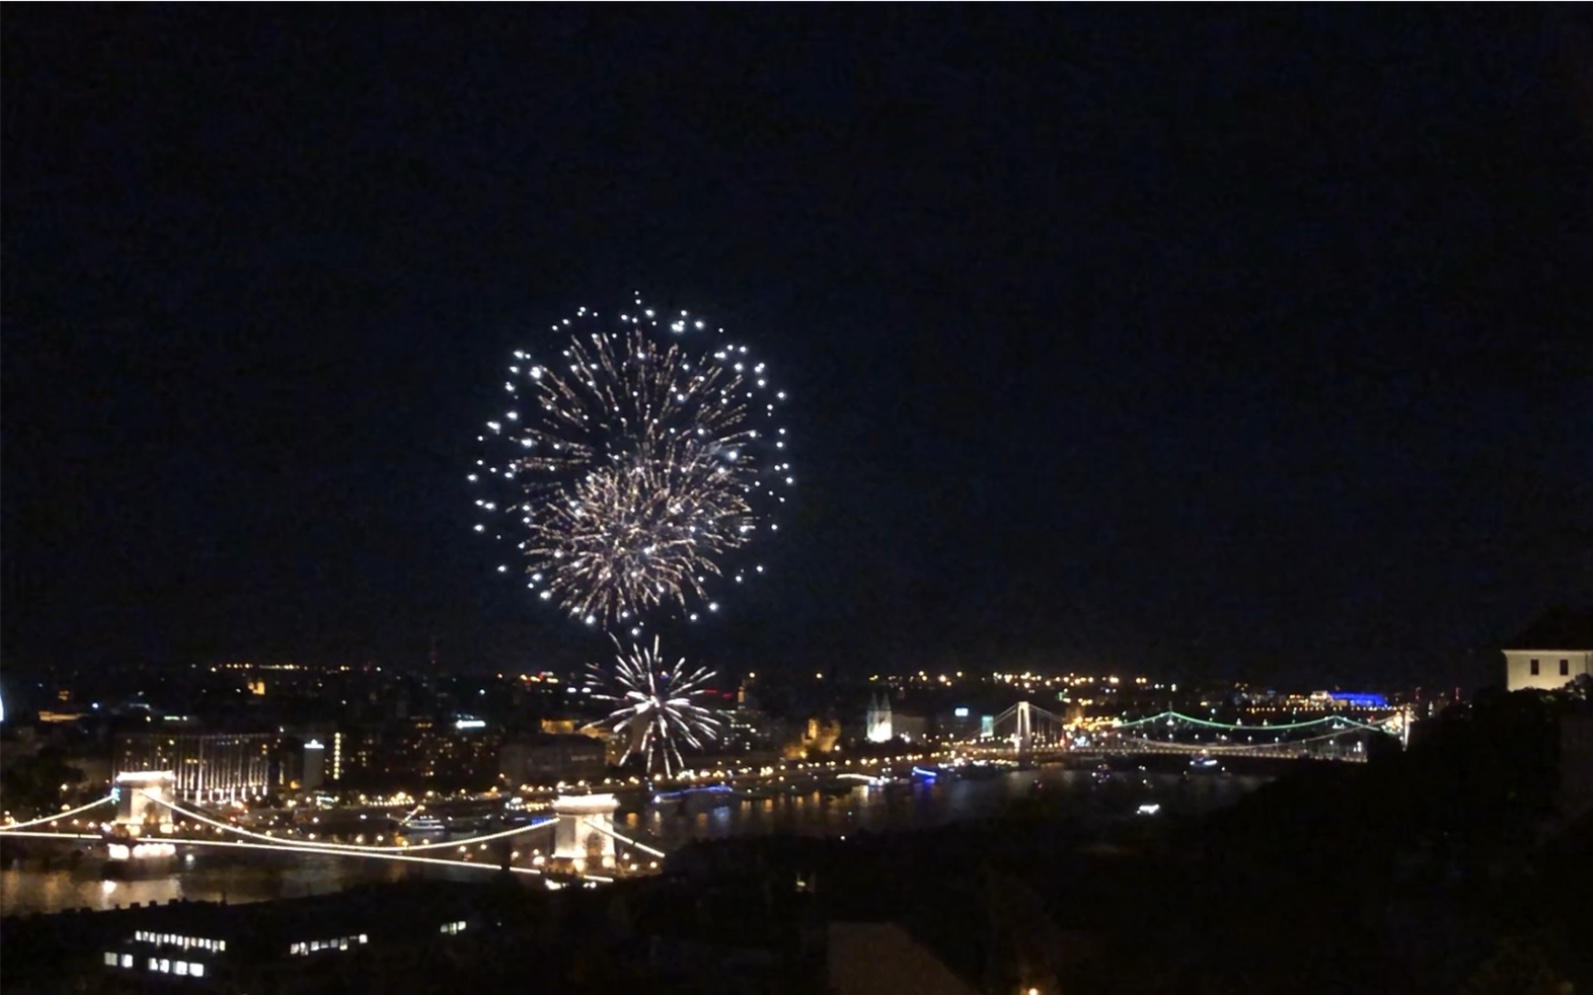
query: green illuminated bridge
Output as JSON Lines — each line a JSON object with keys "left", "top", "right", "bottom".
{"left": 989, "top": 702, "right": 1408, "bottom": 762}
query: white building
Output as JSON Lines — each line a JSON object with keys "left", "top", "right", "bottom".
{"left": 1503, "top": 607, "right": 1593, "bottom": 692}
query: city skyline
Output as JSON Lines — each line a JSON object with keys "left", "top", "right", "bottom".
{"left": 4, "top": 8, "right": 1591, "bottom": 692}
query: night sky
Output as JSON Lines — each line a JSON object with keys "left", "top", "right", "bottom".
{"left": 4, "top": 8, "right": 1590, "bottom": 690}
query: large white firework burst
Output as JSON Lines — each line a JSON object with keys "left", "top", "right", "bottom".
{"left": 473, "top": 298, "right": 792, "bottom": 631}
{"left": 588, "top": 636, "right": 723, "bottom": 778}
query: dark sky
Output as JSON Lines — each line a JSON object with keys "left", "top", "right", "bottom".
{"left": 4, "top": 7, "right": 1590, "bottom": 690}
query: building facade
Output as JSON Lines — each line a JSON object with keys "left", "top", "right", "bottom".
{"left": 331, "top": 718, "right": 502, "bottom": 791}
{"left": 499, "top": 733, "right": 606, "bottom": 787}
{"left": 115, "top": 733, "right": 283, "bottom": 802}
{"left": 1503, "top": 607, "right": 1593, "bottom": 692}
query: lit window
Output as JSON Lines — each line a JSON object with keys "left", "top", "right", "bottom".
{"left": 176, "top": 961, "right": 189, "bottom": 976}
{"left": 122, "top": 955, "right": 133, "bottom": 969}
{"left": 160, "top": 959, "right": 171, "bottom": 973}
{"left": 218, "top": 940, "right": 226, "bottom": 952}
{"left": 148, "top": 958, "right": 159, "bottom": 971}
{"left": 105, "top": 952, "right": 119, "bottom": 967}
{"left": 359, "top": 934, "right": 368, "bottom": 944}
{"left": 192, "top": 964, "right": 205, "bottom": 978}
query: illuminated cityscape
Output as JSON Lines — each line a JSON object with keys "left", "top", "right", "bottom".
{"left": 4, "top": 634, "right": 1590, "bottom": 991}
{"left": 6, "top": 6, "right": 1593, "bottom": 995}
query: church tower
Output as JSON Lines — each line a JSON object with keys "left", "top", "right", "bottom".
{"left": 865, "top": 693, "right": 893, "bottom": 743}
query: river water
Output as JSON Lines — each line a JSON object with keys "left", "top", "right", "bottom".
{"left": 2, "top": 765, "right": 1266, "bottom": 916}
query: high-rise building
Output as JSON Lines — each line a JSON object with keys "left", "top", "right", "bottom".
{"left": 327, "top": 718, "right": 501, "bottom": 791}
{"left": 301, "top": 739, "right": 325, "bottom": 791}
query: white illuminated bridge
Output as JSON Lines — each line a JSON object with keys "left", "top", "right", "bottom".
{"left": 0, "top": 781, "right": 665, "bottom": 885}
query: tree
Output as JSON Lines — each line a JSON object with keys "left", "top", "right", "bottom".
{"left": 1462, "top": 937, "right": 1573, "bottom": 995}
{"left": 0, "top": 747, "right": 85, "bottom": 816}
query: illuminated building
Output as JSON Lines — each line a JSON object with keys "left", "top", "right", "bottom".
{"left": 722, "top": 706, "right": 771, "bottom": 751}
{"left": 1503, "top": 606, "right": 1593, "bottom": 692}
{"left": 331, "top": 718, "right": 502, "bottom": 790}
{"left": 85, "top": 882, "right": 487, "bottom": 989}
{"left": 865, "top": 693, "right": 892, "bottom": 743}
{"left": 115, "top": 733, "right": 283, "bottom": 802}
{"left": 499, "top": 734, "right": 606, "bottom": 787}
{"left": 301, "top": 739, "right": 325, "bottom": 791}
{"left": 1307, "top": 691, "right": 1389, "bottom": 710}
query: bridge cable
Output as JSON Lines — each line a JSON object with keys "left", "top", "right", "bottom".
{"left": 146, "top": 793, "right": 553, "bottom": 853}
{"left": 0, "top": 795, "right": 115, "bottom": 832}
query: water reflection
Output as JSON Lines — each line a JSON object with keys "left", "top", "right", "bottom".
{"left": 2, "top": 850, "right": 418, "bottom": 917}
{"left": 2, "top": 766, "right": 1264, "bottom": 916}
{"left": 627, "top": 765, "right": 1262, "bottom": 849}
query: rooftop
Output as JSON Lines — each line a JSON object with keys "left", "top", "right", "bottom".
{"left": 1507, "top": 606, "right": 1593, "bottom": 650}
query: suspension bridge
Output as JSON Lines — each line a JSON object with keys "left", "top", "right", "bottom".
{"left": 0, "top": 774, "right": 666, "bottom": 884}
{"left": 987, "top": 702, "right": 1406, "bottom": 762}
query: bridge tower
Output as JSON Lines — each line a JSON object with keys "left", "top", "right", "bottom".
{"left": 1013, "top": 701, "right": 1033, "bottom": 753}
{"left": 550, "top": 794, "right": 619, "bottom": 874}
{"left": 113, "top": 771, "right": 176, "bottom": 835}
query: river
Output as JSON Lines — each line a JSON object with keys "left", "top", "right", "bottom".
{"left": 2, "top": 764, "right": 1267, "bottom": 916}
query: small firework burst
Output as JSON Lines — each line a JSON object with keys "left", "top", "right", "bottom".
{"left": 588, "top": 636, "right": 722, "bottom": 778}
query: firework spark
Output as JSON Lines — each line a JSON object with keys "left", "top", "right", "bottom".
{"left": 474, "top": 299, "right": 791, "bottom": 629}
{"left": 588, "top": 636, "right": 723, "bottom": 778}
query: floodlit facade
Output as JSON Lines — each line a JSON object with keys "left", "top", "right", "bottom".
{"left": 115, "top": 733, "right": 282, "bottom": 801}
{"left": 113, "top": 770, "right": 176, "bottom": 835}
{"left": 550, "top": 793, "right": 619, "bottom": 872}
{"left": 1503, "top": 607, "right": 1593, "bottom": 692}
{"left": 865, "top": 693, "right": 893, "bottom": 743}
